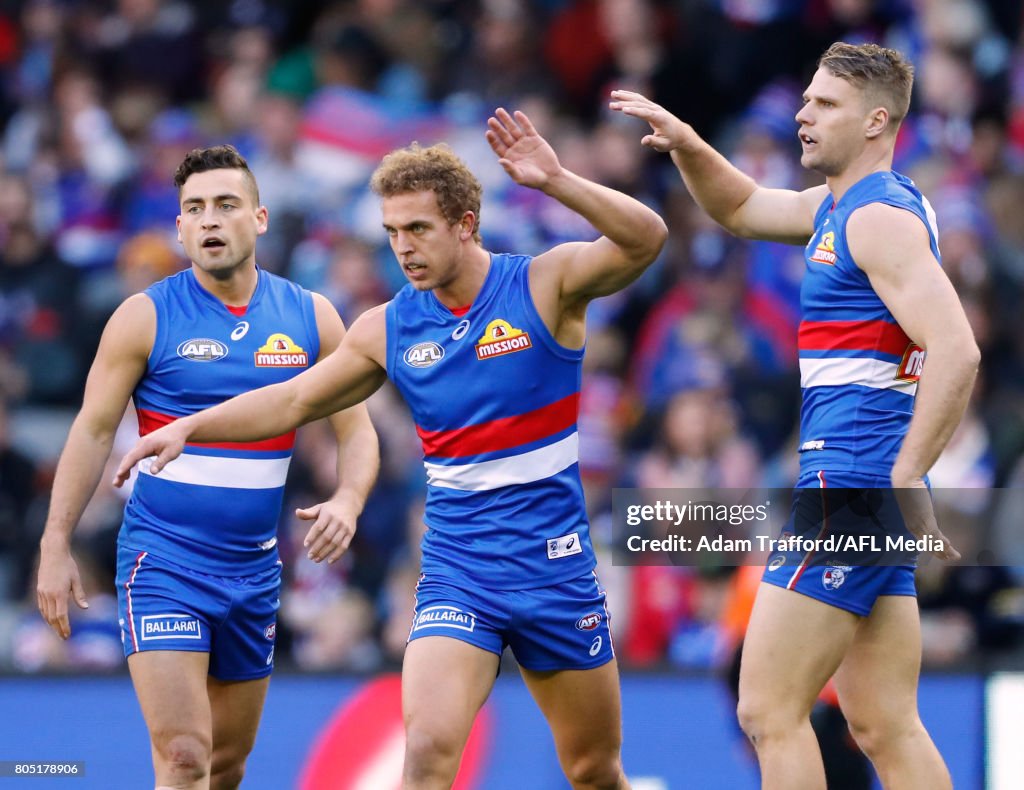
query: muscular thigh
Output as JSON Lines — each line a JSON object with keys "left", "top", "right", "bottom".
{"left": 520, "top": 659, "right": 624, "bottom": 756}
{"left": 402, "top": 636, "right": 499, "bottom": 744}
{"left": 208, "top": 675, "right": 270, "bottom": 761}
{"left": 739, "top": 583, "right": 860, "bottom": 714}
{"left": 833, "top": 595, "right": 922, "bottom": 725}
{"left": 128, "top": 650, "right": 212, "bottom": 744}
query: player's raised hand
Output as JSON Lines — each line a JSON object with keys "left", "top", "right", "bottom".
{"left": 609, "top": 90, "right": 694, "bottom": 153}
{"left": 298, "top": 492, "right": 360, "bottom": 564}
{"left": 113, "top": 421, "right": 189, "bottom": 488}
{"left": 37, "top": 544, "right": 88, "bottom": 639}
{"left": 486, "top": 108, "right": 561, "bottom": 189}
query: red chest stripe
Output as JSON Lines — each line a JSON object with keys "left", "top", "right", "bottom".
{"left": 417, "top": 392, "right": 580, "bottom": 458}
{"left": 137, "top": 408, "right": 296, "bottom": 451}
{"left": 798, "top": 320, "right": 912, "bottom": 356}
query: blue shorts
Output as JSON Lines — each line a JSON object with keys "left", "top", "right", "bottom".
{"left": 408, "top": 571, "right": 615, "bottom": 671}
{"left": 761, "top": 470, "right": 918, "bottom": 617}
{"left": 115, "top": 546, "right": 281, "bottom": 681}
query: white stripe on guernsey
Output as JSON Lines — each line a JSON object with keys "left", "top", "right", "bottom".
{"left": 126, "top": 551, "right": 147, "bottom": 653}
{"left": 800, "top": 357, "right": 918, "bottom": 394}
{"left": 138, "top": 453, "right": 290, "bottom": 489}
{"left": 423, "top": 432, "right": 579, "bottom": 491}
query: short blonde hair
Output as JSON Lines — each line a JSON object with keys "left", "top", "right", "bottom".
{"left": 819, "top": 42, "right": 914, "bottom": 127}
{"left": 370, "top": 143, "right": 483, "bottom": 244}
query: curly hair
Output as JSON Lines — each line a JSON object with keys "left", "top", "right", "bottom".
{"left": 819, "top": 42, "right": 914, "bottom": 128}
{"left": 174, "top": 144, "right": 260, "bottom": 205}
{"left": 370, "top": 143, "right": 483, "bottom": 244}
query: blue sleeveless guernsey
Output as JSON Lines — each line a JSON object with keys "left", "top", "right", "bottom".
{"left": 121, "top": 268, "right": 319, "bottom": 575}
{"left": 798, "top": 171, "right": 940, "bottom": 479}
{"left": 386, "top": 253, "right": 595, "bottom": 588}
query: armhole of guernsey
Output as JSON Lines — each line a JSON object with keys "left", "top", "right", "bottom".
{"left": 299, "top": 287, "right": 320, "bottom": 363}
{"left": 519, "top": 256, "right": 584, "bottom": 361}
{"left": 143, "top": 286, "right": 166, "bottom": 373}
{"left": 384, "top": 299, "right": 398, "bottom": 377}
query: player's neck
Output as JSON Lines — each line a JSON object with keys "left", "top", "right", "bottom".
{"left": 433, "top": 246, "right": 491, "bottom": 309}
{"left": 827, "top": 146, "right": 894, "bottom": 203}
{"left": 191, "top": 260, "right": 259, "bottom": 307}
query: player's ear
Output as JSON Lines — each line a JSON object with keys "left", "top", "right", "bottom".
{"left": 458, "top": 211, "right": 476, "bottom": 241}
{"left": 256, "top": 205, "right": 269, "bottom": 236}
{"left": 865, "top": 106, "right": 889, "bottom": 139}
{"left": 175, "top": 215, "right": 182, "bottom": 243}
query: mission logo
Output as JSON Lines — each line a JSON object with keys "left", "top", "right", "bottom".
{"left": 475, "top": 319, "right": 531, "bottom": 360}
{"left": 255, "top": 333, "right": 308, "bottom": 367}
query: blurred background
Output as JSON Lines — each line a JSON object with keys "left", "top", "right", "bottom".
{"left": 0, "top": 0, "right": 1022, "bottom": 787}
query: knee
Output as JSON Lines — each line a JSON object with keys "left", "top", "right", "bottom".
{"left": 844, "top": 710, "right": 920, "bottom": 759}
{"left": 563, "top": 748, "right": 624, "bottom": 790}
{"left": 737, "top": 693, "right": 806, "bottom": 745}
{"left": 155, "top": 732, "right": 211, "bottom": 784}
{"left": 403, "top": 725, "right": 464, "bottom": 780}
{"left": 210, "top": 748, "right": 248, "bottom": 790}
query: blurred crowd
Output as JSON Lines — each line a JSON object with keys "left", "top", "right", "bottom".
{"left": 1, "top": 0, "right": 1024, "bottom": 675}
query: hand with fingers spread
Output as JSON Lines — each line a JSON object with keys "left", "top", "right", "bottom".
{"left": 112, "top": 419, "right": 191, "bottom": 488}
{"left": 608, "top": 89, "right": 696, "bottom": 153}
{"left": 300, "top": 493, "right": 361, "bottom": 564}
{"left": 36, "top": 541, "right": 89, "bottom": 639}
{"left": 485, "top": 107, "right": 562, "bottom": 190}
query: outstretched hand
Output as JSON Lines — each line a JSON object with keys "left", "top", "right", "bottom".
{"left": 485, "top": 108, "right": 562, "bottom": 189}
{"left": 609, "top": 90, "right": 693, "bottom": 153}
{"left": 113, "top": 421, "right": 189, "bottom": 488}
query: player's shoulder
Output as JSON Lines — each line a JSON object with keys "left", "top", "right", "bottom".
{"left": 100, "top": 292, "right": 156, "bottom": 355}
{"left": 113, "top": 291, "right": 157, "bottom": 323}
{"left": 345, "top": 302, "right": 387, "bottom": 356}
{"left": 847, "top": 200, "right": 925, "bottom": 235}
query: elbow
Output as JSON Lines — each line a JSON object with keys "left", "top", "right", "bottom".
{"left": 953, "top": 331, "right": 981, "bottom": 372}
{"left": 630, "top": 212, "right": 669, "bottom": 268}
{"left": 966, "top": 336, "right": 981, "bottom": 366}
{"left": 964, "top": 339, "right": 981, "bottom": 376}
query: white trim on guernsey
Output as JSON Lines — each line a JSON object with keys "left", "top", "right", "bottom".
{"left": 799, "top": 357, "right": 918, "bottom": 395}
{"left": 423, "top": 432, "right": 579, "bottom": 491}
{"left": 138, "top": 453, "right": 291, "bottom": 489}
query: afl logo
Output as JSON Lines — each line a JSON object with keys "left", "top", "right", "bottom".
{"left": 404, "top": 341, "right": 444, "bottom": 368}
{"left": 264, "top": 623, "right": 276, "bottom": 641}
{"left": 177, "top": 338, "right": 228, "bottom": 362}
{"left": 575, "top": 613, "right": 603, "bottom": 631}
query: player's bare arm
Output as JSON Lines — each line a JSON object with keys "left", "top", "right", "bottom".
{"left": 485, "top": 106, "right": 667, "bottom": 345}
{"left": 848, "top": 203, "right": 980, "bottom": 559}
{"left": 37, "top": 294, "right": 155, "bottom": 638}
{"left": 299, "top": 293, "right": 381, "bottom": 564}
{"left": 114, "top": 304, "right": 388, "bottom": 486}
{"left": 610, "top": 89, "right": 828, "bottom": 244}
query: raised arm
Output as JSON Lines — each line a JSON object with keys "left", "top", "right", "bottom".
{"left": 609, "top": 90, "right": 827, "bottom": 244}
{"left": 485, "top": 107, "right": 667, "bottom": 306}
{"left": 38, "top": 294, "right": 154, "bottom": 638}
{"left": 847, "top": 203, "right": 980, "bottom": 558}
{"left": 114, "top": 304, "right": 389, "bottom": 486}
{"left": 298, "top": 294, "right": 381, "bottom": 564}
